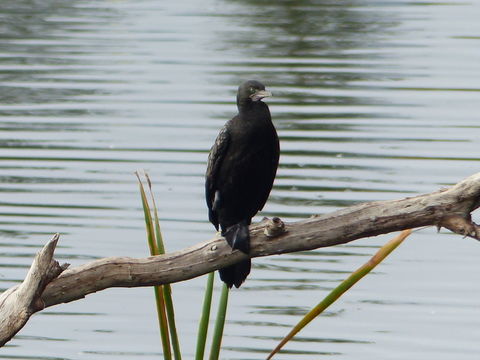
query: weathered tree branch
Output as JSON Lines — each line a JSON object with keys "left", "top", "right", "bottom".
{"left": 42, "top": 172, "right": 480, "bottom": 305}
{"left": 1, "top": 172, "right": 480, "bottom": 347}
{"left": 0, "top": 234, "right": 69, "bottom": 346}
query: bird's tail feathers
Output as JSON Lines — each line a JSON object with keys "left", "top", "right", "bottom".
{"left": 223, "top": 222, "right": 250, "bottom": 254}
{"left": 220, "top": 222, "right": 251, "bottom": 288}
{"left": 219, "top": 259, "right": 251, "bottom": 288}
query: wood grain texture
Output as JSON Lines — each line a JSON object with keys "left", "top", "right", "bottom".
{"left": 1, "top": 172, "right": 479, "bottom": 347}
{"left": 0, "top": 234, "right": 68, "bottom": 346}
{"left": 42, "top": 172, "right": 480, "bottom": 307}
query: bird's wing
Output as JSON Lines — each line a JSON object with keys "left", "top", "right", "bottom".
{"left": 205, "top": 125, "right": 230, "bottom": 230}
{"left": 257, "top": 131, "right": 280, "bottom": 212}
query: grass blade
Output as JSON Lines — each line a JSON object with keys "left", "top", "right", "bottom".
{"left": 267, "top": 229, "right": 412, "bottom": 359}
{"left": 146, "top": 174, "right": 166, "bottom": 255}
{"left": 195, "top": 272, "right": 215, "bottom": 360}
{"left": 145, "top": 173, "right": 182, "bottom": 360}
{"left": 153, "top": 286, "right": 172, "bottom": 360}
{"left": 136, "top": 172, "right": 159, "bottom": 255}
{"left": 136, "top": 172, "right": 172, "bottom": 360}
{"left": 163, "top": 284, "right": 181, "bottom": 359}
{"left": 209, "top": 283, "right": 229, "bottom": 360}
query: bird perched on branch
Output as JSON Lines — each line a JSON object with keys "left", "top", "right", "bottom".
{"left": 205, "top": 80, "right": 280, "bottom": 288}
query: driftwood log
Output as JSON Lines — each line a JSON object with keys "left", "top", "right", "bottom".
{"left": 1, "top": 172, "right": 480, "bottom": 347}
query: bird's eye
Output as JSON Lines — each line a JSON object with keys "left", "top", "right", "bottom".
{"left": 250, "top": 87, "right": 255, "bottom": 94}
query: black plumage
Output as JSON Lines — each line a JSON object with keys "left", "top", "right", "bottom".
{"left": 205, "top": 80, "right": 280, "bottom": 288}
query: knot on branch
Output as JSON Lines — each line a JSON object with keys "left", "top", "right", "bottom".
{"left": 264, "top": 217, "right": 287, "bottom": 238}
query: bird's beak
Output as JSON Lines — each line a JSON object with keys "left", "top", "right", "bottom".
{"left": 250, "top": 89, "right": 272, "bottom": 102}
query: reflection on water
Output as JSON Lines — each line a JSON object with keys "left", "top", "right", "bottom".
{"left": 0, "top": 0, "right": 479, "bottom": 359}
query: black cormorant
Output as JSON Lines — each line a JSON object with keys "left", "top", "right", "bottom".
{"left": 205, "top": 80, "right": 280, "bottom": 288}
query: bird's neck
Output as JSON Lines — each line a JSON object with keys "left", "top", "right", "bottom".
{"left": 237, "top": 101, "right": 269, "bottom": 118}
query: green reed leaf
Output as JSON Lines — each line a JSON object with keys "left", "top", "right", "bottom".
{"left": 267, "top": 229, "right": 412, "bottom": 359}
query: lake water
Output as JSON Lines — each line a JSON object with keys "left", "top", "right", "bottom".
{"left": 1, "top": 0, "right": 479, "bottom": 359}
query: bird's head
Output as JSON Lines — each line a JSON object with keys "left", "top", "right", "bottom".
{"left": 237, "top": 80, "right": 272, "bottom": 108}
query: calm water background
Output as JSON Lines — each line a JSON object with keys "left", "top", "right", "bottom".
{"left": 1, "top": 0, "right": 479, "bottom": 359}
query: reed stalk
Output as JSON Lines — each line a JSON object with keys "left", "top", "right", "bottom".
{"left": 267, "top": 229, "right": 412, "bottom": 359}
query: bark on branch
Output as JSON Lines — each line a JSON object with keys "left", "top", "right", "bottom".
{"left": 1, "top": 172, "right": 480, "bottom": 347}
{"left": 42, "top": 172, "right": 480, "bottom": 305}
{"left": 0, "top": 234, "right": 69, "bottom": 346}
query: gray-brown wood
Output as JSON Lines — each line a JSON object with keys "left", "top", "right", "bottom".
{"left": 42, "top": 172, "right": 480, "bottom": 307}
{"left": 0, "top": 234, "right": 68, "bottom": 346}
{"left": 1, "top": 172, "right": 479, "bottom": 347}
